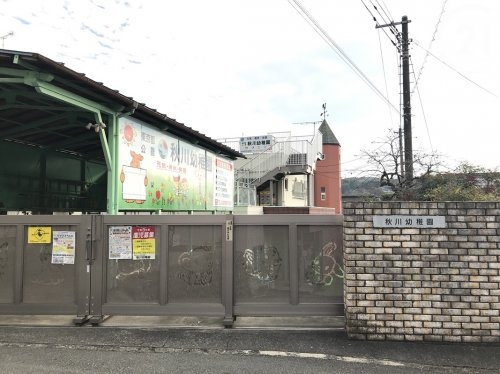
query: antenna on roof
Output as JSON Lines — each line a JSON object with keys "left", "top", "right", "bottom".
{"left": 1, "top": 31, "right": 14, "bottom": 49}
{"left": 292, "top": 120, "right": 322, "bottom": 136}
{"left": 293, "top": 103, "right": 328, "bottom": 135}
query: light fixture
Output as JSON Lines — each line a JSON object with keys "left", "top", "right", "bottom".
{"left": 85, "top": 122, "right": 106, "bottom": 133}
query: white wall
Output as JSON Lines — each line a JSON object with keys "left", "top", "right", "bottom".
{"left": 279, "top": 175, "right": 309, "bottom": 207}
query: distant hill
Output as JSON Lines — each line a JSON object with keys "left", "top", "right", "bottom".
{"left": 342, "top": 177, "right": 393, "bottom": 200}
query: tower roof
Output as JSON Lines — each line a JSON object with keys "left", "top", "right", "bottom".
{"left": 318, "top": 120, "right": 340, "bottom": 146}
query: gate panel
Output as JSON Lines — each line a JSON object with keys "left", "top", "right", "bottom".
{"left": 167, "top": 225, "right": 222, "bottom": 303}
{"left": 0, "top": 225, "right": 16, "bottom": 303}
{"left": 297, "top": 225, "right": 343, "bottom": 303}
{"left": 233, "top": 214, "right": 344, "bottom": 316}
{"left": 91, "top": 215, "right": 230, "bottom": 319}
{"left": 1, "top": 214, "right": 343, "bottom": 324}
{"left": 0, "top": 215, "right": 92, "bottom": 317}
{"left": 234, "top": 225, "right": 290, "bottom": 303}
{"left": 105, "top": 230, "right": 161, "bottom": 305}
{"left": 23, "top": 226, "right": 77, "bottom": 304}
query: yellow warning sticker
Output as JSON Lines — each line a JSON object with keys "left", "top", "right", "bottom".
{"left": 28, "top": 226, "right": 52, "bottom": 244}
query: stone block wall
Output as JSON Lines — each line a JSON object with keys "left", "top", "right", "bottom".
{"left": 343, "top": 201, "right": 500, "bottom": 342}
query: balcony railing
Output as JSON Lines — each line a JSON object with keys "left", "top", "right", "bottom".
{"left": 219, "top": 132, "right": 323, "bottom": 206}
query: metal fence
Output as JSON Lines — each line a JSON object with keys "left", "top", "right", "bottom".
{"left": 0, "top": 214, "right": 343, "bottom": 327}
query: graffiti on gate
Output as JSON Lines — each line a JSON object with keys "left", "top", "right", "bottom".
{"left": 177, "top": 245, "right": 214, "bottom": 286}
{"left": 114, "top": 260, "right": 152, "bottom": 280}
{"left": 31, "top": 244, "right": 64, "bottom": 286}
{"left": 242, "top": 244, "right": 282, "bottom": 284}
{"left": 305, "top": 241, "right": 343, "bottom": 286}
{"left": 0, "top": 241, "right": 8, "bottom": 280}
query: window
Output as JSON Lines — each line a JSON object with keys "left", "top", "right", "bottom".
{"left": 320, "top": 187, "right": 326, "bottom": 201}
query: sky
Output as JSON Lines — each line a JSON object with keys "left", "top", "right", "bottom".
{"left": 1, "top": 0, "right": 499, "bottom": 178}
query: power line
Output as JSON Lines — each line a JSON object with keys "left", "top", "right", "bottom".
{"left": 412, "top": 0, "right": 448, "bottom": 96}
{"left": 362, "top": 0, "right": 414, "bottom": 181}
{"left": 377, "top": 28, "right": 395, "bottom": 128}
{"left": 359, "top": 0, "right": 398, "bottom": 49}
{"left": 288, "top": 0, "right": 399, "bottom": 113}
{"left": 379, "top": 0, "right": 395, "bottom": 25}
{"left": 413, "top": 40, "right": 497, "bottom": 97}
{"left": 375, "top": 0, "right": 394, "bottom": 27}
{"left": 410, "top": 56, "right": 434, "bottom": 152}
{"left": 370, "top": 0, "right": 398, "bottom": 36}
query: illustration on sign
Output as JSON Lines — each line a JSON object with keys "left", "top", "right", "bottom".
{"left": 117, "top": 117, "right": 233, "bottom": 211}
{"left": 27, "top": 226, "right": 52, "bottom": 244}
{"left": 51, "top": 231, "right": 76, "bottom": 265}
{"left": 121, "top": 151, "right": 148, "bottom": 204}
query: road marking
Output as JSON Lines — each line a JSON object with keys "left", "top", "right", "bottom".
{"left": 257, "top": 350, "right": 404, "bottom": 367}
{"left": 0, "top": 341, "right": 488, "bottom": 372}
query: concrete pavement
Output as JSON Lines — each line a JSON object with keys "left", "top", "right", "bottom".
{"left": 0, "top": 315, "right": 498, "bottom": 372}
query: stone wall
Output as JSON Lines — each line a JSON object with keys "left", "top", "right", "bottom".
{"left": 343, "top": 202, "right": 500, "bottom": 342}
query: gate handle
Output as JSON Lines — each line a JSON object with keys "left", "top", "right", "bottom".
{"left": 86, "top": 239, "right": 92, "bottom": 262}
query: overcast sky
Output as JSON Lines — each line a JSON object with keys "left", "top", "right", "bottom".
{"left": 2, "top": 0, "right": 499, "bottom": 177}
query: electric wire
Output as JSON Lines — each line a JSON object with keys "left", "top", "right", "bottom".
{"left": 359, "top": 0, "right": 398, "bottom": 49}
{"left": 337, "top": 0, "right": 400, "bottom": 172}
{"left": 412, "top": 0, "right": 448, "bottom": 96}
{"left": 340, "top": 132, "right": 395, "bottom": 172}
{"left": 410, "top": 56, "right": 434, "bottom": 152}
{"left": 287, "top": 0, "right": 399, "bottom": 113}
{"left": 360, "top": 0, "right": 409, "bottom": 178}
{"left": 375, "top": 0, "right": 394, "bottom": 28}
{"left": 378, "top": 28, "right": 395, "bottom": 129}
{"left": 288, "top": 0, "right": 400, "bottom": 170}
{"left": 380, "top": 0, "right": 395, "bottom": 25}
{"left": 370, "top": 0, "right": 398, "bottom": 36}
{"left": 413, "top": 40, "right": 497, "bottom": 98}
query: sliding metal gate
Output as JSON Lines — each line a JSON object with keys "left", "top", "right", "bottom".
{"left": 0, "top": 215, "right": 92, "bottom": 322}
{"left": 0, "top": 214, "right": 343, "bottom": 326}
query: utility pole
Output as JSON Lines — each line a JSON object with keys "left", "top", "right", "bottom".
{"left": 377, "top": 16, "right": 413, "bottom": 183}
{"left": 396, "top": 127, "right": 405, "bottom": 179}
{"left": 401, "top": 16, "right": 413, "bottom": 182}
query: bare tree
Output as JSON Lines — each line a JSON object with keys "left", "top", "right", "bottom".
{"left": 358, "top": 129, "right": 444, "bottom": 199}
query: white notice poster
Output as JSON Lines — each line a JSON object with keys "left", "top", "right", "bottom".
{"left": 52, "top": 231, "right": 76, "bottom": 264}
{"left": 109, "top": 226, "right": 132, "bottom": 259}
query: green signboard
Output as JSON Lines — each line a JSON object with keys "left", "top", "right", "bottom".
{"left": 117, "top": 117, "right": 233, "bottom": 211}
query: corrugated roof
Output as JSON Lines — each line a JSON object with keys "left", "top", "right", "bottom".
{"left": 0, "top": 49, "right": 245, "bottom": 160}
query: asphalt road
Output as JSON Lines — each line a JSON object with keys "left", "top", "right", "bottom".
{"left": 0, "top": 344, "right": 489, "bottom": 374}
{"left": 0, "top": 326, "right": 499, "bottom": 373}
